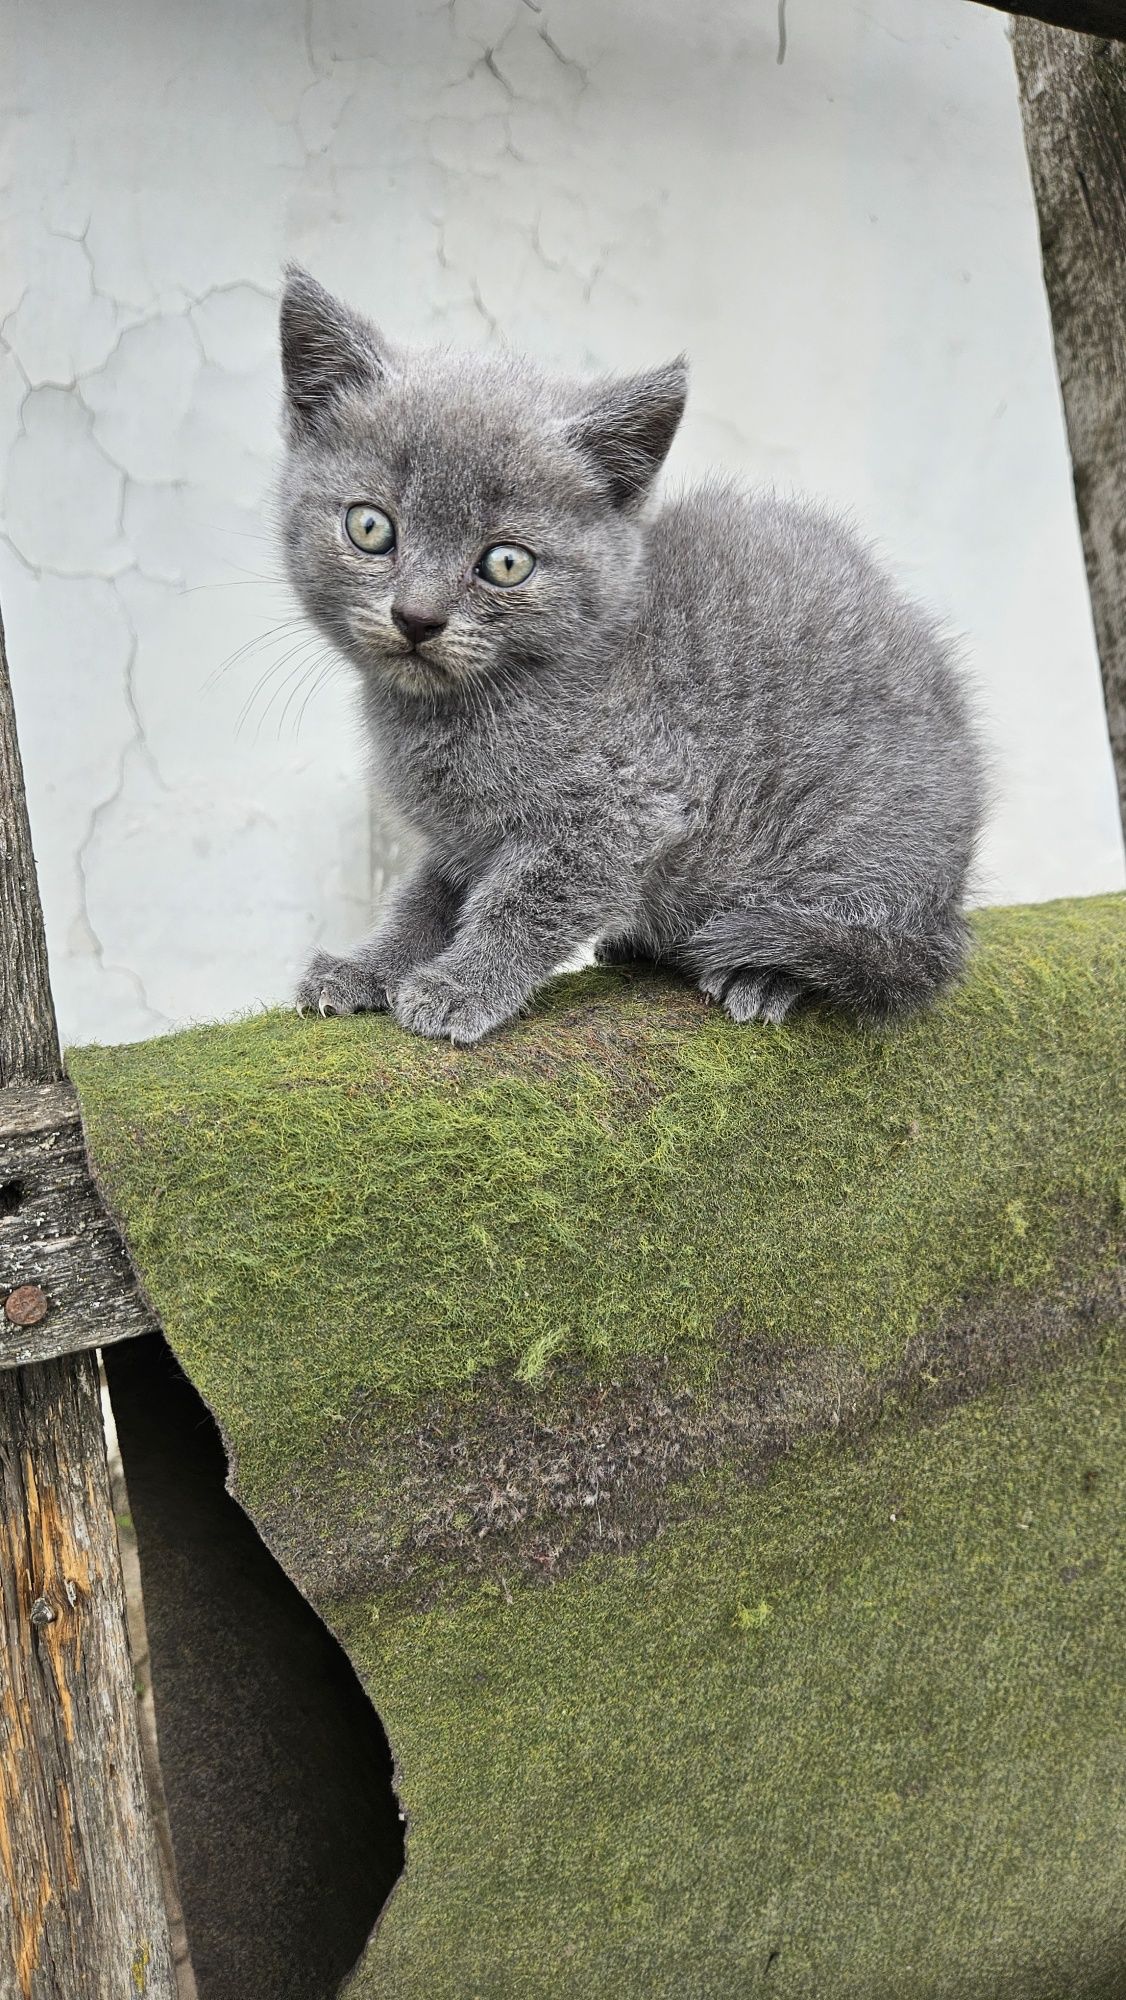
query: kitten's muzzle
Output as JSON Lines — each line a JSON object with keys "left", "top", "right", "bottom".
{"left": 391, "top": 602, "right": 448, "bottom": 649}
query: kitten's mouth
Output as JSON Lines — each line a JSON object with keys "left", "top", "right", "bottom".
{"left": 396, "top": 640, "right": 448, "bottom": 674}
{"left": 349, "top": 615, "right": 447, "bottom": 679}
{"left": 346, "top": 613, "right": 489, "bottom": 693}
{"left": 382, "top": 641, "right": 455, "bottom": 694}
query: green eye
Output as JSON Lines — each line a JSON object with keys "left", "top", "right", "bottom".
{"left": 477, "top": 543, "right": 536, "bottom": 587}
{"left": 344, "top": 504, "right": 396, "bottom": 554}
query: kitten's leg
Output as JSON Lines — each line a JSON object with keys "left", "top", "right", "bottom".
{"left": 297, "top": 857, "right": 465, "bottom": 1018}
{"left": 393, "top": 843, "right": 630, "bottom": 1044}
{"left": 684, "top": 895, "right": 969, "bottom": 1024}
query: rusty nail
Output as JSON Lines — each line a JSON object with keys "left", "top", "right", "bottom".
{"left": 4, "top": 1284, "right": 48, "bottom": 1328}
{"left": 29, "top": 1597, "right": 55, "bottom": 1627}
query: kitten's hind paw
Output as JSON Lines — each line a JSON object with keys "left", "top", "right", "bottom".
{"left": 718, "top": 970, "right": 801, "bottom": 1026}
{"left": 296, "top": 950, "right": 390, "bottom": 1019}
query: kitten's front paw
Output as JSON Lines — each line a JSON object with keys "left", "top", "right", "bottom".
{"left": 392, "top": 967, "right": 513, "bottom": 1045}
{"left": 296, "top": 950, "right": 390, "bottom": 1019}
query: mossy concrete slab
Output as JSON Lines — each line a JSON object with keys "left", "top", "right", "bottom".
{"left": 69, "top": 896, "right": 1126, "bottom": 1996}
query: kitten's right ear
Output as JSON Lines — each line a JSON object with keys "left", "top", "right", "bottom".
{"left": 279, "top": 266, "right": 395, "bottom": 439}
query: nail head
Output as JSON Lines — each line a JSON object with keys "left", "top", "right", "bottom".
{"left": 4, "top": 1284, "right": 49, "bottom": 1328}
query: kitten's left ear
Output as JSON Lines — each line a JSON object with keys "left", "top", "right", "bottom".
{"left": 279, "top": 265, "right": 398, "bottom": 440}
{"left": 563, "top": 359, "right": 688, "bottom": 508}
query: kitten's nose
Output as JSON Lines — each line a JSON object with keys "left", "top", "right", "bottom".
{"left": 391, "top": 603, "right": 448, "bottom": 648}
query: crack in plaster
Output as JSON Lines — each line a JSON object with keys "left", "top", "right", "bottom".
{"left": 419, "top": 6, "right": 607, "bottom": 322}
{"left": 536, "top": 23, "right": 590, "bottom": 90}
{"left": 479, "top": 47, "right": 516, "bottom": 98}
{"left": 71, "top": 577, "right": 172, "bottom": 1034}
{"left": 0, "top": 291, "right": 30, "bottom": 347}
{"left": 3, "top": 216, "right": 130, "bottom": 385}
{"left": 303, "top": 0, "right": 327, "bottom": 81}
{"left": 1, "top": 267, "right": 290, "bottom": 576}
{"left": 0, "top": 253, "right": 190, "bottom": 1029}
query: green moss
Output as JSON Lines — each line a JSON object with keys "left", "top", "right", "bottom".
{"left": 68, "top": 895, "right": 1126, "bottom": 1994}
{"left": 70, "top": 896, "right": 1125, "bottom": 1508}
{"left": 339, "top": 1333, "right": 1126, "bottom": 1998}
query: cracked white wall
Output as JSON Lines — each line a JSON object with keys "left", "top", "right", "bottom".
{"left": 3, "top": 0, "right": 1123, "bottom": 1048}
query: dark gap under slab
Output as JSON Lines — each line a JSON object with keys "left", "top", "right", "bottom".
{"left": 105, "top": 1332, "right": 404, "bottom": 2000}
{"left": 0, "top": 1175, "right": 24, "bottom": 1215}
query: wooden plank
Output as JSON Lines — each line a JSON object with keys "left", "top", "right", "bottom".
{"left": 0, "top": 1082, "right": 156, "bottom": 1369}
{"left": 0, "top": 1353, "right": 177, "bottom": 1999}
{"left": 1014, "top": 24, "right": 1126, "bottom": 830}
{"left": 0, "top": 602, "right": 176, "bottom": 1996}
{"left": 975, "top": 1, "right": 1126, "bottom": 41}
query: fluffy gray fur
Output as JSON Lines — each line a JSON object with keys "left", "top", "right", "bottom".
{"left": 278, "top": 268, "right": 986, "bottom": 1043}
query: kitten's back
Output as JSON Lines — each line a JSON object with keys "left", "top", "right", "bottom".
{"left": 636, "top": 480, "right": 986, "bottom": 905}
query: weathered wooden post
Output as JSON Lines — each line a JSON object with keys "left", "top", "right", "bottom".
{"left": 1013, "top": 18, "right": 1126, "bottom": 830}
{"left": 0, "top": 602, "right": 175, "bottom": 1999}
{"left": 975, "top": 1, "right": 1126, "bottom": 40}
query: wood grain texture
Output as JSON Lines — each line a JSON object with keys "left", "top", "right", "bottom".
{"left": 0, "top": 600, "right": 175, "bottom": 1996}
{"left": 1015, "top": 23, "right": 1126, "bottom": 829}
{"left": 976, "top": 1, "right": 1126, "bottom": 39}
{"left": 0, "top": 1354, "right": 177, "bottom": 1999}
{"left": 0, "top": 610, "right": 59, "bottom": 1091}
{"left": 0, "top": 1084, "right": 157, "bottom": 1370}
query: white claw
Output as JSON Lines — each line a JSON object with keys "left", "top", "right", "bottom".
{"left": 318, "top": 992, "right": 332, "bottom": 1017}
{"left": 295, "top": 1001, "right": 307, "bottom": 1017}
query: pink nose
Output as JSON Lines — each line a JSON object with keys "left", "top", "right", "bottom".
{"left": 391, "top": 605, "right": 447, "bottom": 648}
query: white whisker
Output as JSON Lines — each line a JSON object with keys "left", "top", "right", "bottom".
{"left": 206, "top": 616, "right": 309, "bottom": 689}
{"left": 275, "top": 650, "right": 336, "bottom": 738}
{"left": 235, "top": 641, "right": 325, "bottom": 739}
{"left": 294, "top": 658, "right": 339, "bottom": 740}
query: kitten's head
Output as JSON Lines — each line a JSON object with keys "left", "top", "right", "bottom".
{"left": 277, "top": 268, "right": 687, "bottom": 697}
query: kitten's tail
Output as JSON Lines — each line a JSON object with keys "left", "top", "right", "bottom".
{"left": 681, "top": 894, "right": 970, "bottom": 1023}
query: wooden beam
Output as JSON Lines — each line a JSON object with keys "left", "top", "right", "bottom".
{"left": 1014, "top": 24, "right": 1126, "bottom": 831}
{"left": 0, "top": 604, "right": 176, "bottom": 1998}
{"left": 0, "top": 1082, "right": 156, "bottom": 1369}
{"left": 975, "top": 2, "right": 1126, "bottom": 41}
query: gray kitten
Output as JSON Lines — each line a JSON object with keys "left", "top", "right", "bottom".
{"left": 279, "top": 268, "right": 986, "bottom": 1044}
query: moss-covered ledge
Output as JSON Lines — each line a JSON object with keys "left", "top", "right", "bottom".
{"left": 70, "top": 896, "right": 1126, "bottom": 1997}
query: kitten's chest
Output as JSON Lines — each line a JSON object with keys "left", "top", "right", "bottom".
{"left": 373, "top": 703, "right": 543, "bottom": 845}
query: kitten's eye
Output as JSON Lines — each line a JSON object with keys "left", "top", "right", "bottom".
{"left": 344, "top": 504, "right": 396, "bottom": 554}
{"left": 477, "top": 543, "right": 536, "bottom": 587}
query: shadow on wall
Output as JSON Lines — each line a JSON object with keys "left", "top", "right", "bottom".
{"left": 104, "top": 1333, "right": 404, "bottom": 2000}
